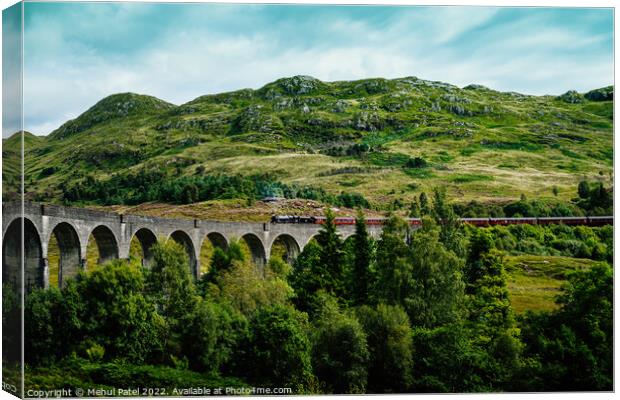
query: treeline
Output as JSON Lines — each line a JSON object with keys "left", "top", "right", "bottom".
{"left": 464, "top": 223, "right": 612, "bottom": 263}
{"left": 61, "top": 170, "right": 369, "bottom": 208}
{"left": 410, "top": 180, "right": 612, "bottom": 218}
{"left": 13, "top": 188, "right": 612, "bottom": 393}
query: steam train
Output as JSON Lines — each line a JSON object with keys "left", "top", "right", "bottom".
{"left": 271, "top": 215, "right": 613, "bottom": 227}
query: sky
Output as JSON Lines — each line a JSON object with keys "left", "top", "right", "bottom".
{"left": 3, "top": 2, "right": 614, "bottom": 136}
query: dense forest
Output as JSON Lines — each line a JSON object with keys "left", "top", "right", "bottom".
{"left": 3, "top": 189, "right": 612, "bottom": 394}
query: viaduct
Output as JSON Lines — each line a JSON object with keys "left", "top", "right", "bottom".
{"left": 2, "top": 202, "right": 384, "bottom": 290}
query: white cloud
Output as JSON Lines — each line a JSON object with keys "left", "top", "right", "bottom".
{"left": 18, "top": 5, "right": 613, "bottom": 136}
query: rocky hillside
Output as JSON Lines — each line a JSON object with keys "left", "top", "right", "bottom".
{"left": 3, "top": 75, "right": 613, "bottom": 208}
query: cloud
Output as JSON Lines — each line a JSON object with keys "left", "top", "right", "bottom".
{"left": 17, "top": 4, "right": 613, "bottom": 137}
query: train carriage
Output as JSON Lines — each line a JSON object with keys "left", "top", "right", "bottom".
{"left": 538, "top": 216, "right": 587, "bottom": 225}
{"left": 271, "top": 215, "right": 612, "bottom": 227}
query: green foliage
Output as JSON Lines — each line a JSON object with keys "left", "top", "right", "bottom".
{"left": 21, "top": 187, "right": 612, "bottom": 393}
{"left": 25, "top": 260, "right": 165, "bottom": 366}
{"left": 432, "top": 187, "right": 466, "bottom": 256}
{"left": 467, "top": 223, "right": 612, "bottom": 263}
{"left": 356, "top": 304, "right": 413, "bottom": 393}
{"left": 25, "top": 358, "right": 247, "bottom": 392}
{"left": 455, "top": 181, "right": 611, "bottom": 218}
{"left": 239, "top": 305, "right": 314, "bottom": 392}
{"left": 411, "top": 323, "right": 490, "bottom": 392}
{"left": 62, "top": 169, "right": 370, "bottom": 208}
{"left": 146, "top": 241, "right": 198, "bottom": 335}
{"left": 465, "top": 233, "right": 522, "bottom": 387}
{"left": 406, "top": 219, "right": 465, "bottom": 328}
{"left": 72, "top": 260, "right": 165, "bottom": 363}
{"left": 373, "top": 214, "right": 412, "bottom": 306}
{"left": 24, "top": 288, "right": 67, "bottom": 365}
{"left": 575, "top": 180, "right": 613, "bottom": 215}
{"left": 207, "top": 244, "right": 294, "bottom": 317}
{"left": 519, "top": 264, "right": 613, "bottom": 391}
{"left": 349, "top": 210, "right": 374, "bottom": 306}
{"left": 311, "top": 293, "right": 369, "bottom": 394}
{"left": 314, "top": 210, "right": 346, "bottom": 297}
{"left": 290, "top": 240, "right": 324, "bottom": 313}
{"left": 3, "top": 283, "right": 21, "bottom": 364}
{"left": 182, "top": 299, "right": 248, "bottom": 373}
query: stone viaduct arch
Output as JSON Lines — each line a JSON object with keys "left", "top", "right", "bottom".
{"left": 169, "top": 230, "right": 198, "bottom": 278}
{"left": 2, "top": 202, "right": 386, "bottom": 290}
{"left": 204, "top": 232, "right": 228, "bottom": 250}
{"left": 240, "top": 233, "right": 267, "bottom": 268}
{"left": 131, "top": 228, "right": 158, "bottom": 267}
{"left": 88, "top": 225, "right": 119, "bottom": 266}
{"left": 49, "top": 221, "right": 82, "bottom": 288}
{"left": 269, "top": 234, "right": 301, "bottom": 264}
{"left": 2, "top": 218, "right": 43, "bottom": 291}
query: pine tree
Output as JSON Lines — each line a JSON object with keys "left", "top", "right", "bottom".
{"left": 419, "top": 192, "right": 430, "bottom": 215}
{"left": 409, "top": 197, "right": 421, "bottom": 217}
{"left": 373, "top": 214, "right": 411, "bottom": 306}
{"left": 351, "top": 209, "right": 373, "bottom": 306}
{"left": 577, "top": 180, "right": 590, "bottom": 199}
{"left": 315, "top": 209, "right": 345, "bottom": 297}
{"left": 466, "top": 229, "right": 521, "bottom": 387}
{"left": 432, "top": 187, "right": 465, "bottom": 257}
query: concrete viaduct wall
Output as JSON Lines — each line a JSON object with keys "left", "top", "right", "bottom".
{"left": 2, "top": 202, "right": 384, "bottom": 290}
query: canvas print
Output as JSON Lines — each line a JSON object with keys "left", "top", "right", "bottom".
{"left": 1, "top": 1, "right": 614, "bottom": 397}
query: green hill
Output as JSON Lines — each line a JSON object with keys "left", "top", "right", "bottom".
{"left": 4, "top": 75, "right": 613, "bottom": 208}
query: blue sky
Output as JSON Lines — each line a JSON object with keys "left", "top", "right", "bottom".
{"left": 9, "top": 3, "right": 615, "bottom": 136}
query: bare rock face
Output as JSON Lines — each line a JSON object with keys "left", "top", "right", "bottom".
{"left": 584, "top": 86, "right": 613, "bottom": 102}
{"left": 279, "top": 75, "right": 323, "bottom": 95}
{"left": 557, "top": 90, "right": 585, "bottom": 104}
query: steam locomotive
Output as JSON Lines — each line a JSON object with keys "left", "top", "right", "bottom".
{"left": 271, "top": 215, "right": 613, "bottom": 226}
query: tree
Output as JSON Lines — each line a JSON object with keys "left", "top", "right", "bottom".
{"left": 464, "top": 228, "right": 495, "bottom": 288}
{"left": 72, "top": 260, "right": 165, "bottom": 363}
{"left": 577, "top": 180, "right": 590, "bottom": 199}
{"left": 406, "top": 218, "right": 465, "bottom": 328}
{"left": 465, "top": 232, "right": 522, "bottom": 387}
{"left": 290, "top": 240, "right": 326, "bottom": 314}
{"left": 519, "top": 264, "right": 613, "bottom": 391}
{"left": 24, "top": 288, "right": 66, "bottom": 365}
{"left": 146, "top": 241, "right": 200, "bottom": 358}
{"left": 419, "top": 192, "right": 430, "bottom": 215}
{"left": 182, "top": 299, "right": 248, "bottom": 373}
{"left": 314, "top": 209, "right": 345, "bottom": 297}
{"left": 432, "top": 187, "right": 466, "bottom": 257}
{"left": 409, "top": 198, "right": 421, "bottom": 218}
{"left": 209, "top": 252, "right": 293, "bottom": 318}
{"left": 240, "top": 305, "right": 315, "bottom": 392}
{"left": 356, "top": 304, "right": 413, "bottom": 393}
{"left": 411, "top": 323, "right": 489, "bottom": 393}
{"left": 311, "top": 293, "right": 369, "bottom": 394}
{"left": 373, "top": 214, "right": 412, "bottom": 306}
{"left": 350, "top": 210, "right": 374, "bottom": 306}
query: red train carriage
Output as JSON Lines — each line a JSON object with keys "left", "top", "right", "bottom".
{"left": 461, "top": 218, "right": 491, "bottom": 227}
{"left": 489, "top": 217, "right": 537, "bottom": 226}
{"left": 587, "top": 216, "right": 614, "bottom": 226}
{"left": 272, "top": 215, "right": 613, "bottom": 227}
{"left": 538, "top": 216, "right": 588, "bottom": 225}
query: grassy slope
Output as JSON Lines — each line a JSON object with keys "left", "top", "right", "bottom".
{"left": 505, "top": 255, "right": 606, "bottom": 314}
{"left": 4, "top": 76, "right": 612, "bottom": 208}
